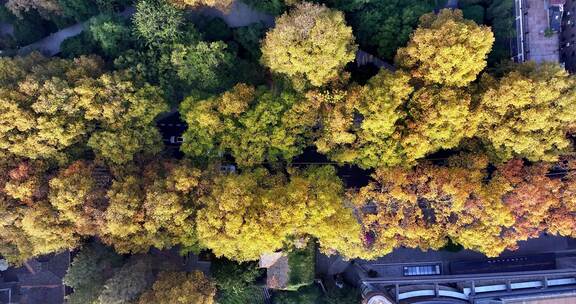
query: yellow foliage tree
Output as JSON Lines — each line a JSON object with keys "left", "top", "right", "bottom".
{"left": 196, "top": 166, "right": 366, "bottom": 261}
{"left": 48, "top": 161, "right": 102, "bottom": 236}
{"left": 351, "top": 154, "right": 515, "bottom": 257}
{"left": 101, "top": 161, "right": 201, "bottom": 254}
{"left": 180, "top": 84, "right": 315, "bottom": 167}
{"left": 261, "top": 2, "right": 357, "bottom": 86}
{"left": 138, "top": 271, "right": 216, "bottom": 304}
{"left": 314, "top": 70, "right": 414, "bottom": 168}
{"left": 0, "top": 54, "right": 168, "bottom": 164}
{"left": 396, "top": 9, "right": 494, "bottom": 87}
{"left": 478, "top": 62, "right": 576, "bottom": 162}
{"left": 402, "top": 86, "right": 478, "bottom": 161}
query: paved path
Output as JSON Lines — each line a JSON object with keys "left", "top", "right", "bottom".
{"left": 192, "top": 0, "right": 274, "bottom": 28}
{"left": 17, "top": 6, "right": 135, "bottom": 56}
{"left": 356, "top": 50, "right": 395, "bottom": 70}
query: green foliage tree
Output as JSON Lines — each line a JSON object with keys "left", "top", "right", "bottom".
{"left": 212, "top": 259, "right": 264, "bottom": 303}
{"left": 171, "top": 41, "right": 236, "bottom": 93}
{"left": 337, "top": 0, "right": 436, "bottom": 61}
{"left": 275, "top": 285, "right": 322, "bottom": 304}
{"left": 87, "top": 14, "right": 132, "bottom": 58}
{"left": 97, "top": 258, "right": 153, "bottom": 304}
{"left": 60, "top": 32, "right": 98, "bottom": 58}
{"left": 64, "top": 243, "right": 124, "bottom": 304}
{"left": 478, "top": 62, "right": 576, "bottom": 162}
{"left": 261, "top": 2, "right": 357, "bottom": 86}
{"left": 232, "top": 22, "right": 266, "bottom": 61}
{"left": 243, "top": 0, "right": 288, "bottom": 15}
{"left": 133, "top": 0, "right": 185, "bottom": 46}
{"left": 396, "top": 9, "right": 494, "bottom": 87}
{"left": 57, "top": 0, "right": 98, "bottom": 21}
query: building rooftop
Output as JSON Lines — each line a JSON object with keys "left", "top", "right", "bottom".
{"left": 523, "top": 0, "right": 561, "bottom": 62}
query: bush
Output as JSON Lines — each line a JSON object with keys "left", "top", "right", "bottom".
{"left": 63, "top": 243, "right": 124, "bottom": 304}
{"left": 462, "top": 4, "right": 485, "bottom": 24}
{"left": 87, "top": 14, "right": 133, "bottom": 58}
{"left": 12, "top": 11, "right": 56, "bottom": 45}
{"left": 60, "top": 32, "right": 97, "bottom": 58}
{"left": 274, "top": 285, "right": 322, "bottom": 304}
{"left": 232, "top": 22, "right": 265, "bottom": 61}
{"left": 286, "top": 241, "right": 315, "bottom": 291}
{"left": 212, "top": 258, "right": 265, "bottom": 304}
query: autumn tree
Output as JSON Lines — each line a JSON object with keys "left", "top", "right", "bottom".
{"left": 396, "top": 9, "right": 494, "bottom": 87}
{"left": 0, "top": 53, "right": 104, "bottom": 162}
{"left": 195, "top": 168, "right": 287, "bottom": 261}
{"left": 477, "top": 62, "right": 576, "bottom": 162}
{"left": 180, "top": 83, "right": 315, "bottom": 167}
{"left": 138, "top": 271, "right": 216, "bottom": 304}
{"left": 0, "top": 53, "right": 168, "bottom": 164}
{"left": 196, "top": 166, "right": 365, "bottom": 261}
{"left": 487, "top": 159, "right": 576, "bottom": 248}
{"left": 261, "top": 2, "right": 357, "bottom": 86}
{"left": 0, "top": 158, "right": 48, "bottom": 264}
{"left": 351, "top": 154, "right": 514, "bottom": 257}
{"left": 401, "top": 86, "right": 478, "bottom": 161}
{"left": 101, "top": 160, "right": 201, "bottom": 254}
{"left": 0, "top": 158, "right": 86, "bottom": 263}
{"left": 314, "top": 70, "right": 413, "bottom": 168}
{"left": 286, "top": 166, "right": 368, "bottom": 259}
{"left": 48, "top": 161, "right": 102, "bottom": 236}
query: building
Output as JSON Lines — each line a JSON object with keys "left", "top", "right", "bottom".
{"left": 514, "top": 0, "right": 563, "bottom": 63}
{"left": 0, "top": 252, "right": 70, "bottom": 304}
{"left": 560, "top": 0, "right": 576, "bottom": 71}
{"left": 349, "top": 236, "right": 576, "bottom": 304}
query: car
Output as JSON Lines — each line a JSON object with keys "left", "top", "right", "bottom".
{"left": 169, "top": 136, "right": 184, "bottom": 144}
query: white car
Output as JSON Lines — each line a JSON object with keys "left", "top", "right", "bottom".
{"left": 169, "top": 136, "right": 184, "bottom": 144}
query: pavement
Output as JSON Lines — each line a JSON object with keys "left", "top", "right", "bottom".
{"left": 16, "top": 6, "right": 135, "bottom": 57}
{"left": 191, "top": 0, "right": 274, "bottom": 28}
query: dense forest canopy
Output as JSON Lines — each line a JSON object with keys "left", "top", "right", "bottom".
{"left": 0, "top": 0, "right": 575, "bottom": 302}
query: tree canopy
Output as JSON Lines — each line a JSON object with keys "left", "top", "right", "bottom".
{"left": 478, "top": 62, "right": 576, "bottom": 162}
{"left": 261, "top": 2, "right": 357, "bottom": 87}
{"left": 396, "top": 9, "right": 494, "bottom": 87}
{"left": 0, "top": 53, "right": 168, "bottom": 164}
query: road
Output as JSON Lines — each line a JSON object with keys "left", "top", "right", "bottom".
{"left": 445, "top": 0, "right": 459, "bottom": 9}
